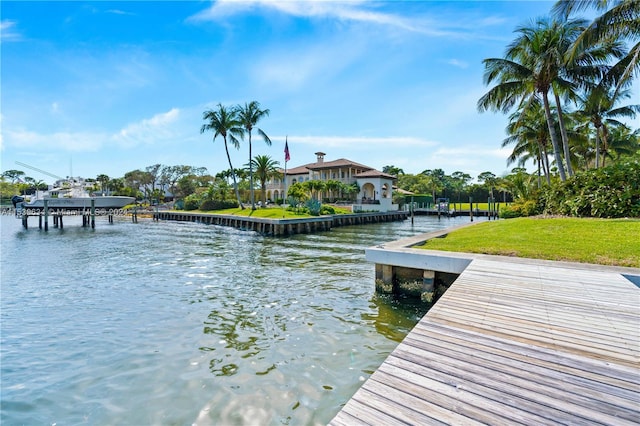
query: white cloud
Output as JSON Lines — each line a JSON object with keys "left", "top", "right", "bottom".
{"left": 7, "top": 129, "right": 106, "bottom": 152}
{"left": 1, "top": 20, "right": 22, "bottom": 42}
{"left": 188, "top": 0, "right": 466, "bottom": 37}
{"left": 106, "top": 9, "right": 135, "bottom": 16}
{"left": 4, "top": 108, "right": 185, "bottom": 153}
{"left": 446, "top": 59, "right": 468, "bottom": 69}
{"left": 113, "top": 108, "right": 181, "bottom": 147}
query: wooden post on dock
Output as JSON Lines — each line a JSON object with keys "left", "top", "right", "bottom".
{"left": 44, "top": 200, "right": 49, "bottom": 231}
{"left": 469, "top": 196, "right": 473, "bottom": 222}
{"left": 59, "top": 213, "right": 64, "bottom": 229}
{"left": 411, "top": 196, "right": 414, "bottom": 224}
{"left": 90, "top": 199, "right": 96, "bottom": 229}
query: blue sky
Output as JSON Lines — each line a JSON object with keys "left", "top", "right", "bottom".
{"left": 2, "top": 1, "right": 636, "bottom": 183}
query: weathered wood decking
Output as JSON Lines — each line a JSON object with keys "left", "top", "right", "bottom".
{"left": 331, "top": 257, "right": 640, "bottom": 425}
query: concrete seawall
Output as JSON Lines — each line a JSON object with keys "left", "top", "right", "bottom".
{"left": 153, "top": 210, "right": 409, "bottom": 236}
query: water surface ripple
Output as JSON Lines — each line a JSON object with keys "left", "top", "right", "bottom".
{"left": 1, "top": 214, "right": 474, "bottom": 425}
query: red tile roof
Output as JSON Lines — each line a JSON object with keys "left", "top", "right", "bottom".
{"left": 355, "top": 170, "right": 397, "bottom": 179}
{"left": 278, "top": 157, "right": 374, "bottom": 175}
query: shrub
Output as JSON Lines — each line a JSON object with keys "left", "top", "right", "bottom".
{"left": 305, "top": 199, "right": 322, "bottom": 216}
{"left": 199, "top": 200, "right": 238, "bottom": 211}
{"left": 319, "top": 205, "right": 336, "bottom": 215}
{"left": 184, "top": 194, "right": 201, "bottom": 211}
{"left": 542, "top": 159, "right": 640, "bottom": 218}
{"left": 499, "top": 199, "right": 541, "bottom": 218}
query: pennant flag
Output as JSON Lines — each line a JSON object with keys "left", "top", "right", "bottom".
{"left": 284, "top": 137, "right": 290, "bottom": 162}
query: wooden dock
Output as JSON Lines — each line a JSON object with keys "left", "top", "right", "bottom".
{"left": 331, "top": 256, "right": 640, "bottom": 425}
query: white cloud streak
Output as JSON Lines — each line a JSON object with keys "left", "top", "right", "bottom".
{"left": 5, "top": 108, "right": 185, "bottom": 152}
{"left": 1, "top": 20, "right": 22, "bottom": 42}
{"left": 114, "top": 108, "right": 181, "bottom": 147}
{"left": 189, "top": 0, "right": 472, "bottom": 37}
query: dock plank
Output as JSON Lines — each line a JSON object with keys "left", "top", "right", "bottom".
{"left": 330, "top": 256, "right": 640, "bottom": 425}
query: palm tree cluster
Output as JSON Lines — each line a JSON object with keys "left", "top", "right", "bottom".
{"left": 200, "top": 101, "right": 272, "bottom": 209}
{"left": 479, "top": 0, "right": 639, "bottom": 184}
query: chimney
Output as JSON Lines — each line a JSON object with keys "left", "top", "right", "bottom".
{"left": 315, "top": 152, "right": 326, "bottom": 164}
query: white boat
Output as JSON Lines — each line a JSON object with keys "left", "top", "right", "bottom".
{"left": 12, "top": 179, "right": 135, "bottom": 210}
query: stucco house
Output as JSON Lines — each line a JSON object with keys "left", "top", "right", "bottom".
{"left": 265, "top": 152, "right": 399, "bottom": 212}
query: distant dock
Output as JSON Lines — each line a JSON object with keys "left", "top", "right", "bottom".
{"left": 14, "top": 204, "right": 140, "bottom": 230}
{"left": 331, "top": 232, "right": 640, "bottom": 424}
{"left": 153, "top": 210, "right": 409, "bottom": 236}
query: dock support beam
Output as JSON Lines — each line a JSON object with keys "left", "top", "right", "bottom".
{"left": 421, "top": 270, "right": 436, "bottom": 303}
{"left": 375, "top": 264, "right": 394, "bottom": 293}
{"left": 90, "top": 199, "right": 95, "bottom": 229}
{"left": 44, "top": 200, "right": 49, "bottom": 231}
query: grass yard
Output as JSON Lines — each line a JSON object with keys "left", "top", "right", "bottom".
{"left": 195, "top": 205, "right": 352, "bottom": 219}
{"left": 418, "top": 217, "right": 640, "bottom": 268}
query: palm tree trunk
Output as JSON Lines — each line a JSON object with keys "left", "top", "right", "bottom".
{"left": 542, "top": 93, "right": 566, "bottom": 181}
{"left": 595, "top": 129, "right": 601, "bottom": 169}
{"left": 601, "top": 126, "right": 609, "bottom": 168}
{"left": 554, "top": 91, "right": 574, "bottom": 177}
{"left": 540, "top": 142, "right": 551, "bottom": 185}
{"left": 224, "top": 139, "right": 244, "bottom": 209}
{"left": 249, "top": 132, "right": 255, "bottom": 210}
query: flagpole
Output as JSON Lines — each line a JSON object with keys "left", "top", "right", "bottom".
{"left": 283, "top": 136, "right": 288, "bottom": 216}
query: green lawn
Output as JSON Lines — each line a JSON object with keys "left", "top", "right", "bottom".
{"left": 418, "top": 217, "right": 640, "bottom": 268}
{"left": 193, "top": 205, "right": 352, "bottom": 219}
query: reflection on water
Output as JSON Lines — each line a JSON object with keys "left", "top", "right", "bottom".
{"left": 0, "top": 214, "right": 474, "bottom": 425}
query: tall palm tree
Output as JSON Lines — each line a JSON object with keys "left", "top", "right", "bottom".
{"left": 237, "top": 101, "right": 271, "bottom": 210}
{"left": 573, "top": 83, "right": 639, "bottom": 167}
{"left": 604, "top": 123, "right": 640, "bottom": 164}
{"left": 553, "top": 0, "right": 639, "bottom": 93}
{"left": 479, "top": 17, "right": 591, "bottom": 181}
{"left": 200, "top": 104, "right": 245, "bottom": 209}
{"left": 504, "top": 101, "right": 554, "bottom": 184}
{"left": 248, "top": 155, "right": 280, "bottom": 205}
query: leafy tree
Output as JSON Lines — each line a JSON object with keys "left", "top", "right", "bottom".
{"left": 145, "top": 164, "right": 162, "bottom": 194}
{"left": 2, "top": 170, "right": 25, "bottom": 183}
{"left": 382, "top": 165, "right": 405, "bottom": 176}
{"left": 237, "top": 101, "right": 271, "bottom": 210}
{"left": 286, "top": 182, "right": 309, "bottom": 211}
{"left": 450, "top": 171, "right": 472, "bottom": 209}
{"left": 96, "top": 174, "right": 110, "bottom": 195}
{"left": 421, "top": 169, "right": 445, "bottom": 203}
{"left": 477, "top": 171, "right": 498, "bottom": 199}
{"left": 201, "top": 104, "right": 244, "bottom": 209}
{"left": 397, "top": 174, "right": 434, "bottom": 195}
{"left": 160, "top": 165, "right": 194, "bottom": 199}
{"left": 107, "top": 177, "right": 125, "bottom": 195}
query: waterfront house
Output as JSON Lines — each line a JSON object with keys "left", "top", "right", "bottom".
{"left": 265, "top": 152, "right": 399, "bottom": 212}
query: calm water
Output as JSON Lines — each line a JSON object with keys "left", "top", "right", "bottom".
{"left": 1, "top": 213, "right": 472, "bottom": 425}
